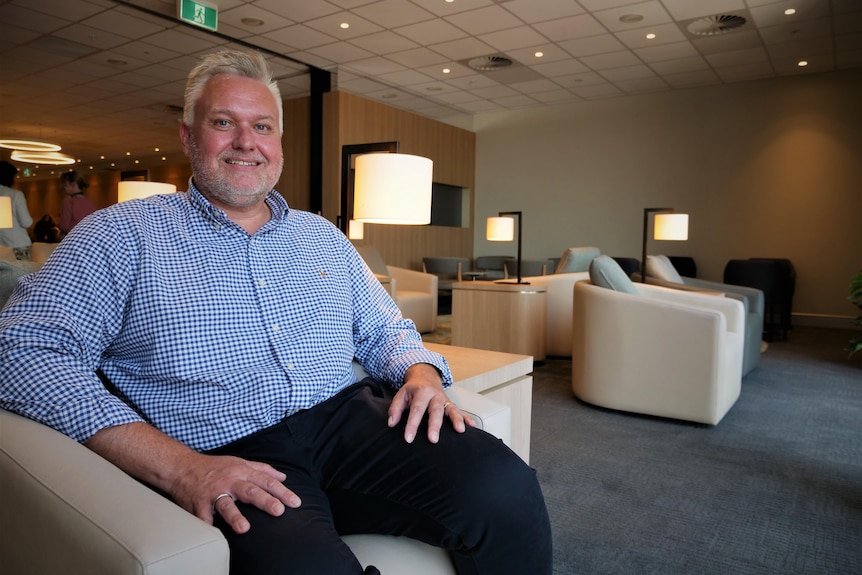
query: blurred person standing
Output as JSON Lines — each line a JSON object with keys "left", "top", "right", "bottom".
{"left": 59, "top": 171, "right": 97, "bottom": 236}
{"left": 0, "top": 161, "right": 34, "bottom": 260}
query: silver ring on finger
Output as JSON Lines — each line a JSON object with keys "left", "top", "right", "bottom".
{"left": 212, "top": 492, "right": 234, "bottom": 512}
{"left": 443, "top": 401, "right": 455, "bottom": 411}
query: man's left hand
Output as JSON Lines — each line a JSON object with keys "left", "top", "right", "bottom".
{"left": 388, "top": 363, "right": 476, "bottom": 443}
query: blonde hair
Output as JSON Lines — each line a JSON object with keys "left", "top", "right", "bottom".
{"left": 183, "top": 49, "right": 283, "bottom": 133}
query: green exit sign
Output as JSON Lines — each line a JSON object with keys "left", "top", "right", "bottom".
{"left": 178, "top": 0, "right": 218, "bottom": 32}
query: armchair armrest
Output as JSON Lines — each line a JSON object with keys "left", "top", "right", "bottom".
{"left": 388, "top": 266, "right": 437, "bottom": 294}
{"left": 682, "top": 277, "right": 765, "bottom": 317}
{"left": 0, "top": 408, "right": 229, "bottom": 575}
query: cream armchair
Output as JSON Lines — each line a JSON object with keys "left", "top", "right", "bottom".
{"left": 0, "top": 383, "right": 511, "bottom": 575}
{"left": 356, "top": 245, "right": 438, "bottom": 333}
{"left": 572, "top": 279, "right": 745, "bottom": 425}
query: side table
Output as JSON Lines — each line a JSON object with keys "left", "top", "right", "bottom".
{"left": 425, "top": 342, "right": 534, "bottom": 463}
{"left": 451, "top": 281, "right": 547, "bottom": 361}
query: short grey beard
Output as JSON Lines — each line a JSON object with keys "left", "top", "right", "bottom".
{"left": 187, "top": 136, "right": 282, "bottom": 209}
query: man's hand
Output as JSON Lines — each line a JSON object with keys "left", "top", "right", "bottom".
{"left": 85, "top": 422, "right": 301, "bottom": 535}
{"left": 387, "top": 363, "right": 476, "bottom": 444}
{"left": 173, "top": 452, "right": 302, "bottom": 534}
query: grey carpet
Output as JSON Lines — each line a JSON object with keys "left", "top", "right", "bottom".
{"left": 529, "top": 327, "right": 862, "bottom": 574}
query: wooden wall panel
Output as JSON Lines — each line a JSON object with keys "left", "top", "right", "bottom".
{"left": 323, "top": 91, "right": 477, "bottom": 270}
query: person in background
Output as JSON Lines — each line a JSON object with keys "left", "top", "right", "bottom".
{"left": 33, "top": 214, "right": 61, "bottom": 243}
{"left": 58, "top": 170, "right": 97, "bottom": 236}
{"left": 0, "top": 49, "right": 552, "bottom": 575}
{"left": 0, "top": 160, "right": 34, "bottom": 260}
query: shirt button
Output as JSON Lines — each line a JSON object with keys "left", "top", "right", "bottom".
{"left": 287, "top": 362, "right": 294, "bottom": 370}
{"left": 258, "top": 279, "right": 266, "bottom": 286}
{"left": 272, "top": 324, "right": 279, "bottom": 332}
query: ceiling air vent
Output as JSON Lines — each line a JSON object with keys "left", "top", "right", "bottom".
{"left": 687, "top": 14, "right": 747, "bottom": 36}
{"left": 467, "top": 55, "right": 513, "bottom": 72}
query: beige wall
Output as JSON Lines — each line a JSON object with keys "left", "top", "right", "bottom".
{"left": 460, "top": 68, "right": 862, "bottom": 323}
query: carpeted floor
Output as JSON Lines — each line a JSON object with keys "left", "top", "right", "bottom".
{"left": 421, "top": 319, "right": 862, "bottom": 573}
{"left": 529, "top": 327, "right": 862, "bottom": 574}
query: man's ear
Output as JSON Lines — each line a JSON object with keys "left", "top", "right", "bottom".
{"left": 179, "top": 123, "right": 191, "bottom": 156}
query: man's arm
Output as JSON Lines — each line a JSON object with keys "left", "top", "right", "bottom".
{"left": 84, "top": 422, "right": 301, "bottom": 534}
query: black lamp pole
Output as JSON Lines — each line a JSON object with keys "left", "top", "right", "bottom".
{"left": 641, "top": 208, "right": 673, "bottom": 283}
{"left": 498, "top": 211, "right": 526, "bottom": 285}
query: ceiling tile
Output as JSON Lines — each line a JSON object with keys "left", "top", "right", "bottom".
{"left": 579, "top": 50, "right": 643, "bottom": 70}
{"left": 349, "top": 31, "right": 419, "bottom": 55}
{"left": 502, "top": 0, "right": 585, "bottom": 23}
{"left": 478, "top": 26, "right": 549, "bottom": 53}
{"left": 533, "top": 14, "right": 608, "bottom": 42}
{"left": 352, "top": 0, "right": 436, "bottom": 28}
{"left": 591, "top": 1, "right": 673, "bottom": 33}
{"left": 558, "top": 34, "right": 627, "bottom": 58}
{"left": 445, "top": 5, "right": 523, "bottom": 36}
{"left": 634, "top": 41, "right": 700, "bottom": 63}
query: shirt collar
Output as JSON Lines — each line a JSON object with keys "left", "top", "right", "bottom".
{"left": 187, "top": 178, "right": 290, "bottom": 229}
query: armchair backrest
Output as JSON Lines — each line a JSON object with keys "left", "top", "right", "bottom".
{"left": 355, "top": 245, "right": 390, "bottom": 276}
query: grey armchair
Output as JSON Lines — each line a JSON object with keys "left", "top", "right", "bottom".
{"left": 644, "top": 255, "right": 765, "bottom": 376}
{"left": 422, "top": 256, "right": 471, "bottom": 294}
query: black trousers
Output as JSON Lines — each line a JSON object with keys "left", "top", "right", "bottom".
{"left": 206, "top": 378, "right": 552, "bottom": 575}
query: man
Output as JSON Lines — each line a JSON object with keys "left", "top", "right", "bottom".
{"left": 0, "top": 50, "right": 552, "bottom": 574}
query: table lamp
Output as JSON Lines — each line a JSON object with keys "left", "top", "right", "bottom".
{"left": 347, "top": 219, "right": 364, "bottom": 240}
{"left": 0, "top": 196, "right": 13, "bottom": 229}
{"left": 487, "top": 211, "right": 526, "bottom": 284}
{"left": 641, "top": 208, "right": 689, "bottom": 282}
{"left": 118, "top": 181, "right": 177, "bottom": 202}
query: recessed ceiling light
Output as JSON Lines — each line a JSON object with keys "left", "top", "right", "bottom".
{"left": 340, "top": 22, "right": 349, "bottom": 29}
{"left": 534, "top": 51, "right": 544, "bottom": 58}
{"left": 619, "top": 14, "right": 644, "bottom": 24}
{"left": 442, "top": 68, "right": 451, "bottom": 74}
{"left": 646, "top": 33, "right": 656, "bottom": 40}
{"left": 797, "top": 60, "right": 809, "bottom": 67}
{"left": 785, "top": 8, "right": 797, "bottom": 16}
{"left": 241, "top": 17, "right": 265, "bottom": 26}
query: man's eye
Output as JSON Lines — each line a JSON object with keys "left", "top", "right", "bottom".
{"left": 255, "top": 124, "right": 272, "bottom": 132}
{"left": 214, "top": 119, "right": 230, "bottom": 127}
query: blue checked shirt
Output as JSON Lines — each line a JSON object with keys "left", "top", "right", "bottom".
{"left": 0, "top": 183, "right": 451, "bottom": 451}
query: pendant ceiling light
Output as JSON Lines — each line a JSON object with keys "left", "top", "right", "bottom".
{"left": 10, "top": 150, "right": 76, "bottom": 165}
{"left": 0, "top": 139, "right": 61, "bottom": 152}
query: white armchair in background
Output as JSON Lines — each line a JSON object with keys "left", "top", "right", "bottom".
{"left": 356, "top": 245, "right": 438, "bottom": 333}
{"left": 572, "top": 278, "right": 745, "bottom": 425}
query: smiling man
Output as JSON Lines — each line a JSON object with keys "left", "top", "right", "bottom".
{"left": 0, "top": 50, "right": 552, "bottom": 575}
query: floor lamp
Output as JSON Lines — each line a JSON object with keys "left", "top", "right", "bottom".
{"left": 641, "top": 208, "right": 689, "bottom": 282}
{"left": 487, "top": 211, "right": 527, "bottom": 284}
{"left": 352, "top": 153, "right": 433, "bottom": 225}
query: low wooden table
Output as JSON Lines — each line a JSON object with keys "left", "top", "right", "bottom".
{"left": 451, "top": 280, "right": 547, "bottom": 361}
{"left": 425, "top": 342, "right": 533, "bottom": 463}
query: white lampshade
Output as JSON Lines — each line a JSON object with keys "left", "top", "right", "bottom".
{"left": 118, "top": 181, "right": 177, "bottom": 202}
{"left": 352, "top": 153, "right": 432, "bottom": 225}
{"left": 486, "top": 216, "right": 514, "bottom": 241}
{"left": 347, "top": 219, "right": 364, "bottom": 240}
{"left": 654, "top": 213, "right": 689, "bottom": 241}
{"left": 0, "top": 196, "right": 12, "bottom": 229}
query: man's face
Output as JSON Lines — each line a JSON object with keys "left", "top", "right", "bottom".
{"left": 180, "top": 74, "right": 283, "bottom": 209}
